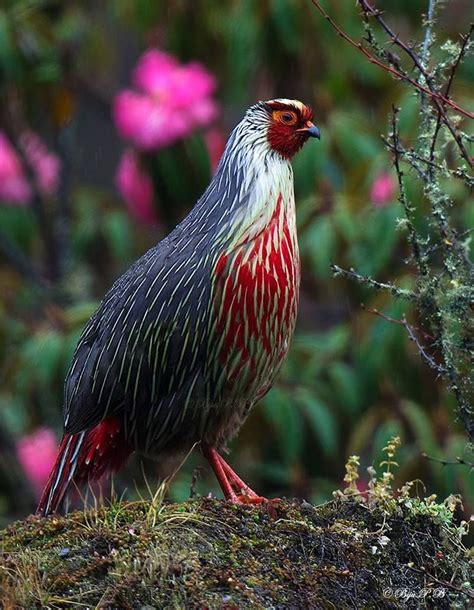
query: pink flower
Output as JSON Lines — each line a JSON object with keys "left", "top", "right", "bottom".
{"left": 113, "top": 49, "right": 219, "bottom": 151}
{"left": 132, "top": 49, "right": 179, "bottom": 95}
{"left": 116, "top": 149, "right": 158, "bottom": 224}
{"left": 21, "top": 131, "right": 61, "bottom": 197}
{"left": 16, "top": 427, "right": 58, "bottom": 498}
{"left": 114, "top": 92, "right": 187, "bottom": 150}
{"left": 0, "top": 131, "right": 61, "bottom": 205}
{"left": 0, "top": 132, "right": 31, "bottom": 205}
{"left": 370, "top": 172, "right": 396, "bottom": 206}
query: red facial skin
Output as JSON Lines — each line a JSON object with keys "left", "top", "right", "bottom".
{"left": 266, "top": 101, "right": 315, "bottom": 159}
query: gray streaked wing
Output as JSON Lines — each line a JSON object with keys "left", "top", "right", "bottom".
{"left": 63, "top": 235, "right": 214, "bottom": 439}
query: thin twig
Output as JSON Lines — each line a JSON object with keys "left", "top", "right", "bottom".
{"left": 429, "top": 25, "right": 473, "bottom": 167}
{"left": 405, "top": 319, "right": 446, "bottom": 374}
{"left": 421, "top": 0, "right": 437, "bottom": 63}
{"left": 391, "top": 107, "right": 430, "bottom": 277}
{"left": 408, "top": 566, "right": 474, "bottom": 598}
{"left": 383, "top": 136, "right": 474, "bottom": 187}
{"left": 361, "top": 304, "right": 472, "bottom": 358}
{"left": 310, "top": 1, "right": 474, "bottom": 120}
{"left": 360, "top": 304, "right": 434, "bottom": 342}
{"left": 424, "top": 229, "right": 474, "bottom": 256}
{"left": 360, "top": 303, "right": 446, "bottom": 373}
{"left": 331, "top": 264, "right": 417, "bottom": 300}
{"left": 422, "top": 453, "right": 474, "bottom": 469}
{"left": 357, "top": 0, "right": 473, "bottom": 168}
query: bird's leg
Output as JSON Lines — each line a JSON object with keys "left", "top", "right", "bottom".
{"left": 216, "top": 453, "right": 264, "bottom": 502}
{"left": 202, "top": 445, "right": 236, "bottom": 501}
{"left": 202, "top": 445, "right": 265, "bottom": 504}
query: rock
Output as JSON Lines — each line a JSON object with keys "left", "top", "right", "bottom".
{"left": 0, "top": 497, "right": 471, "bottom": 608}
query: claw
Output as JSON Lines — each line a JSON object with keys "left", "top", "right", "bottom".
{"left": 229, "top": 493, "right": 266, "bottom": 505}
{"left": 203, "top": 445, "right": 279, "bottom": 508}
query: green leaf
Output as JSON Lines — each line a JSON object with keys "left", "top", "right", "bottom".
{"left": 103, "top": 210, "right": 133, "bottom": 263}
{"left": 263, "top": 386, "right": 303, "bottom": 464}
{"left": 327, "top": 361, "right": 362, "bottom": 417}
{"left": 349, "top": 206, "right": 401, "bottom": 277}
{"left": 401, "top": 400, "right": 437, "bottom": 457}
{"left": 301, "top": 215, "right": 335, "bottom": 279}
{"left": 18, "top": 330, "right": 64, "bottom": 389}
{"left": 296, "top": 387, "right": 337, "bottom": 456}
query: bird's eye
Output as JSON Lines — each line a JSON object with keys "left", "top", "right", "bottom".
{"left": 273, "top": 110, "right": 298, "bottom": 125}
{"left": 281, "top": 113, "right": 295, "bottom": 123}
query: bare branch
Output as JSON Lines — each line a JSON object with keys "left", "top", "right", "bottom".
{"left": 390, "top": 107, "right": 430, "bottom": 277}
{"left": 360, "top": 304, "right": 446, "bottom": 374}
{"left": 357, "top": 0, "right": 473, "bottom": 168}
{"left": 429, "top": 25, "right": 474, "bottom": 166}
{"left": 421, "top": 0, "right": 437, "bottom": 63}
{"left": 422, "top": 452, "right": 474, "bottom": 469}
{"left": 310, "top": 1, "right": 474, "bottom": 121}
{"left": 331, "top": 265, "right": 417, "bottom": 300}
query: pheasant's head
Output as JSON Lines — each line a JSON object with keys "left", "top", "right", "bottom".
{"left": 213, "top": 98, "right": 320, "bottom": 184}
{"left": 264, "top": 99, "right": 320, "bottom": 159}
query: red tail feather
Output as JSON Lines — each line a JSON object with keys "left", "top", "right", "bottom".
{"left": 37, "top": 418, "right": 132, "bottom": 516}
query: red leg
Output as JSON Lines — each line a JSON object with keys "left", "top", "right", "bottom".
{"left": 216, "top": 454, "right": 264, "bottom": 501}
{"left": 202, "top": 445, "right": 268, "bottom": 505}
{"left": 202, "top": 445, "right": 237, "bottom": 501}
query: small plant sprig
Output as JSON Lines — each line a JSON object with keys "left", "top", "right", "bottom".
{"left": 336, "top": 436, "right": 468, "bottom": 526}
{"left": 373, "top": 436, "right": 401, "bottom": 504}
{"left": 342, "top": 455, "right": 361, "bottom": 494}
{"left": 336, "top": 435, "right": 402, "bottom": 505}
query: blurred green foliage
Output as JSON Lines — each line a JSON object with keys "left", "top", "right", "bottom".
{"left": 0, "top": 0, "right": 472, "bottom": 523}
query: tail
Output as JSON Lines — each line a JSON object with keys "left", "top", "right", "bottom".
{"left": 37, "top": 417, "right": 132, "bottom": 517}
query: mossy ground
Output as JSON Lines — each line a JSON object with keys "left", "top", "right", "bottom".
{"left": 0, "top": 497, "right": 472, "bottom": 609}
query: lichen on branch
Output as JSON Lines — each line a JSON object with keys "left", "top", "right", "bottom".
{"left": 312, "top": 0, "right": 474, "bottom": 443}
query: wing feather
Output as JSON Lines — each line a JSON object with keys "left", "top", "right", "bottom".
{"left": 64, "top": 231, "right": 214, "bottom": 454}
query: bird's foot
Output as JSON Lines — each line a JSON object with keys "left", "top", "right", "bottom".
{"left": 202, "top": 445, "right": 280, "bottom": 512}
{"left": 216, "top": 454, "right": 262, "bottom": 500}
{"left": 228, "top": 493, "right": 281, "bottom": 521}
{"left": 228, "top": 491, "right": 266, "bottom": 505}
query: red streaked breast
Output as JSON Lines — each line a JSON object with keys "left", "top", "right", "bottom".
{"left": 212, "top": 195, "right": 300, "bottom": 401}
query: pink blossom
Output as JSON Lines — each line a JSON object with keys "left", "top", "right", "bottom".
{"left": 21, "top": 131, "right": 61, "bottom": 197}
{"left": 114, "top": 92, "right": 187, "bottom": 150}
{"left": 114, "top": 49, "right": 219, "bottom": 151}
{"left": 132, "top": 49, "right": 178, "bottom": 95}
{"left": 116, "top": 149, "right": 158, "bottom": 224}
{"left": 16, "top": 427, "right": 58, "bottom": 498}
{"left": 370, "top": 172, "right": 396, "bottom": 206}
{"left": 0, "top": 131, "right": 61, "bottom": 205}
{"left": 164, "top": 63, "right": 217, "bottom": 109}
{"left": 0, "top": 132, "right": 31, "bottom": 205}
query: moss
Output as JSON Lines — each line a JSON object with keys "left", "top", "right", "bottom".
{"left": 0, "top": 497, "right": 472, "bottom": 609}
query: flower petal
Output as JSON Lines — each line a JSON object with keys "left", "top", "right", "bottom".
{"left": 133, "top": 49, "right": 178, "bottom": 95}
{"left": 0, "top": 132, "right": 32, "bottom": 205}
{"left": 116, "top": 149, "right": 158, "bottom": 224}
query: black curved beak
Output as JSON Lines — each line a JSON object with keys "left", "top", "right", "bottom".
{"left": 306, "top": 124, "right": 321, "bottom": 139}
{"left": 296, "top": 121, "right": 321, "bottom": 140}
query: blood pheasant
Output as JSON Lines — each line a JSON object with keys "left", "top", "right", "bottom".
{"left": 37, "top": 99, "right": 320, "bottom": 516}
